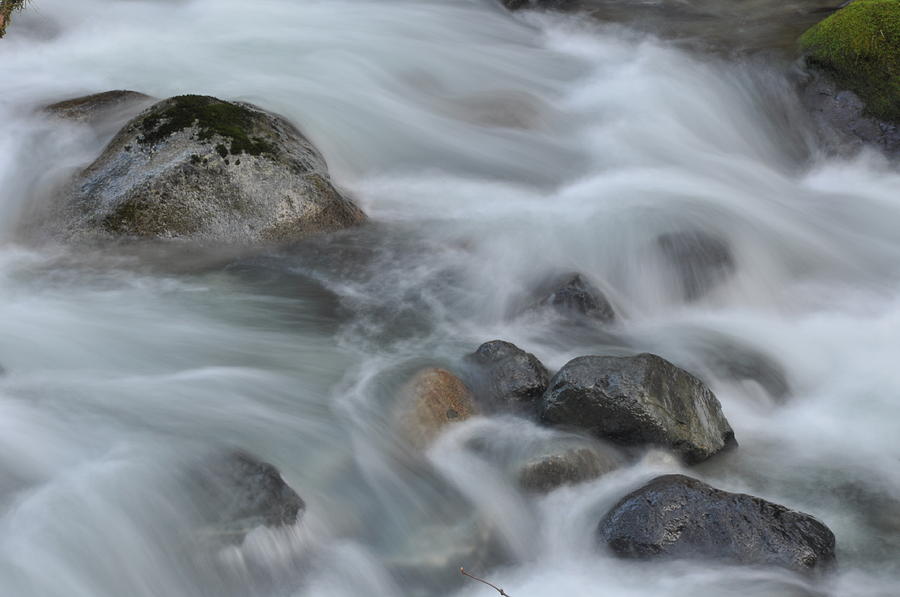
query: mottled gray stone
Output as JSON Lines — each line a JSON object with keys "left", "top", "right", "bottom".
{"left": 540, "top": 353, "right": 735, "bottom": 463}
{"left": 598, "top": 474, "right": 836, "bottom": 574}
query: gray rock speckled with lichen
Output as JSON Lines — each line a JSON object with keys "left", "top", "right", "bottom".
{"left": 58, "top": 95, "right": 364, "bottom": 244}
{"left": 540, "top": 353, "right": 735, "bottom": 463}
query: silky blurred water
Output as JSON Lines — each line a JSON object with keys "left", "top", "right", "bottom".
{"left": 0, "top": 1, "right": 899, "bottom": 596}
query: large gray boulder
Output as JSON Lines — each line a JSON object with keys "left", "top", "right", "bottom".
{"left": 466, "top": 340, "right": 550, "bottom": 415}
{"left": 598, "top": 475, "right": 836, "bottom": 574}
{"left": 540, "top": 353, "right": 735, "bottom": 463}
{"left": 58, "top": 94, "right": 364, "bottom": 244}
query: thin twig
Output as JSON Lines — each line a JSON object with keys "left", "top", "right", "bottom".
{"left": 460, "top": 567, "right": 511, "bottom": 596}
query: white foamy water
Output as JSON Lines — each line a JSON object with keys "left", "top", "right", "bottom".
{"left": 1, "top": 1, "right": 899, "bottom": 596}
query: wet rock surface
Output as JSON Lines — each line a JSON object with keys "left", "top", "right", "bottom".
{"left": 541, "top": 353, "right": 735, "bottom": 463}
{"left": 598, "top": 474, "right": 837, "bottom": 574}
{"left": 466, "top": 340, "right": 550, "bottom": 415}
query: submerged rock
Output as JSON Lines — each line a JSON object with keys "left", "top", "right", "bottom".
{"left": 194, "top": 452, "right": 305, "bottom": 543}
{"left": 535, "top": 273, "right": 615, "bottom": 323}
{"left": 598, "top": 474, "right": 836, "bottom": 574}
{"left": 518, "top": 445, "right": 621, "bottom": 493}
{"left": 44, "top": 90, "right": 155, "bottom": 125}
{"left": 57, "top": 94, "right": 364, "bottom": 244}
{"left": 399, "top": 367, "right": 476, "bottom": 448}
{"left": 700, "top": 339, "right": 790, "bottom": 402}
{"left": 540, "top": 353, "right": 735, "bottom": 463}
{"left": 657, "top": 230, "right": 734, "bottom": 300}
{"left": 501, "top": 0, "right": 580, "bottom": 10}
{"left": 466, "top": 340, "right": 550, "bottom": 415}
{"left": 800, "top": 71, "right": 900, "bottom": 156}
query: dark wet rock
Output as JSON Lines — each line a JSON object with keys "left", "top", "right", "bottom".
{"left": 536, "top": 273, "right": 615, "bottom": 323}
{"left": 657, "top": 230, "right": 734, "bottom": 300}
{"left": 195, "top": 452, "right": 305, "bottom": 543}
{"left": 399, "top": 367, "right": 476, "bottom": 448}
{"left": 800, "top": 71, "right": 900, "bottom": 156}
{"left": 598, "top": 474, "right": 836, "bottom": 574}
{"left": 44, "top": 90, "right": 156, "bottom": 125}
{"left": 466, "top": 340, "right": 550, "bottom": 415}
{"left": 540, "top": 353, "right": 735, "bottom": 463}
{"left": 54, "top": 95, "right": 364, "bottom": 244}
{"left": 501, "top": 0, "right": 580, "bottom": 10}
{"left": 518, "top": 445, "right": 620, "bottom": 493}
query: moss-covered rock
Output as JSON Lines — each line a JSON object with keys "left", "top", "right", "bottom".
{"left": 800, "top": 0, "right": 900, "bottom": 122}
{"left": 49, "top": 95, "right": 365, "bottom": 244}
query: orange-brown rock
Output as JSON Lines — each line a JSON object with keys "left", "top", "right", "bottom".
{"left": 399, "top": 368, "right": 476, "bottom": 448}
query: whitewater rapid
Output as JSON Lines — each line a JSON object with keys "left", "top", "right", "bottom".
{"left": 1, "top": 1, "right": 899, "bottom": 596}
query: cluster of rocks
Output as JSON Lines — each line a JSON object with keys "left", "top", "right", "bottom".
{"left": 8, "top": 0, "right": 853, "bottom": 585}
{"left": 397, "top": 271, "right": 835, "bottom": 576}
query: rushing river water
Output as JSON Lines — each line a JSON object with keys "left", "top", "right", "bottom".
{"left": 1, "top": 1, "right": 900, "bottom": 596}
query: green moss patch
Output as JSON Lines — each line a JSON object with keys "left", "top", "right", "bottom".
{"left": 138, "top": 95, "right": 278, "bottom": 157}
{"left": 800, "top": 0, "right": 900, "bottom": 122}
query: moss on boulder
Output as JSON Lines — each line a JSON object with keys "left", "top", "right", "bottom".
{"left": 800, "top": 0, "right": 900, "bottom": 122}
{"left": 138, "top": 95, "right": 278, "bottom": 157}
